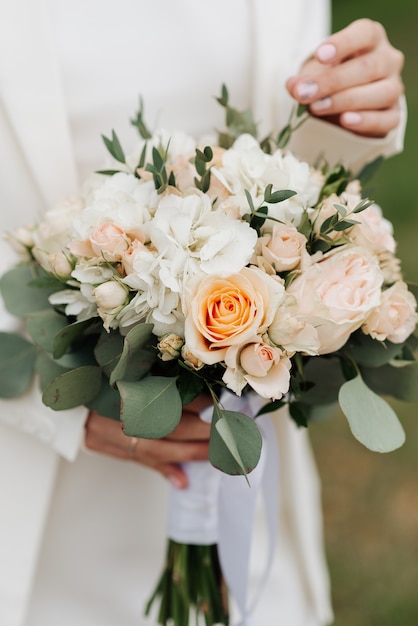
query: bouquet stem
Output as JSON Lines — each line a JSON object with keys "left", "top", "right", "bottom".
{"left": 145, "top": 540, "right": 229, "bottom": 626}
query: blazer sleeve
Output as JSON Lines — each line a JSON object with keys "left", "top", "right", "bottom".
{"left": 288, "top": 99, "right": 407, "bottom": 173}
{"left": 0, "top": 104, "right": 88, "bottom": 462}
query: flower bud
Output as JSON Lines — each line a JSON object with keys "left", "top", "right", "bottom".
{"left": 49, "top": 252, "right": 73, "bottom": 279}
{"left": 158, "top": 333, "right": 184, "bottom": 361}
{"left": 93, "top": 281, "right": 129, "bottom": 311}
{"left": 181, "top": 345, "right": 204, "bottom": 370}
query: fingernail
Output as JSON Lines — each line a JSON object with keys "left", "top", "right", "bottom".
{"left": 169, "top": 475, "right": 185, "bottom": 490}
{"left": 343, "top": 112, "right": 363, "bottom": 126}
{"left": 310, "top": 97, "right": 332, "bottom": 112}
{"left": 317, "top": 43, "right": 337, "bottom": 62}
{"left": 296, "top": 81, "right": 318, "bottom": 100}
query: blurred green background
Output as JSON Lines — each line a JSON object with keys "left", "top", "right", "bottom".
{"left": 309, "top": 2, "right": 418, "bottom": 625}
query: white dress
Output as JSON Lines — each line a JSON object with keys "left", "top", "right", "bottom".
{"left": 0, "top": 2, "right": 405, "bottom": 625}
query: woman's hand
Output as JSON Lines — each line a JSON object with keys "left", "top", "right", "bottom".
{"left": 84, "top": 394, "right": 212, "bottom": 490}
{"left": 286, "top": 19, "right": 404, "bottom": 138}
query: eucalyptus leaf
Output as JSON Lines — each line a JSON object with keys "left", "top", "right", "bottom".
{"left": 109, "top": 323, "right": 154, "bottom": 386}
{"left": 119, "top": 376, "right": 181, "bottom": 438}
{"left": 177, "top": 368, "right": 204, "bottom": 407}
{"left": 35, "top": 351, "right": 69, "bottom": 392}
{"left": 94, "top": 330, "right": 124, "bottom": 377}
{"left": 95, "top": 169, "right": 122, "bottom": 176}
{"left": 53, "top": 317, "right": 96, "bottom": 359}
{"left": 86, "top": 376, "right": 121, "bottom": 421}
{"left": 26, "top": 310, "right": 68, "bottom": 353}
{"left": 209, "top": 410, "right": 262, "bottom": 476}
{"left": 101, "top": 130, "right": 126, "bottom": 164}
{"left": 255, "top": 399, "right": 286, "bottom": 417}
{"left": 0, "top": 332, "right": 37, "bottom": 398}
{"left": 55, "top": 336, "right": 99, "bottom": 369}
{"left": 42, "top": 365, "right": 102, "bottom": 410}
{"left": 0, "top": 264, "right": 57, "bottom": 316}
{"left": 338, "top": 374, "right": 405, "bottom": 452}
{"left": 289, "top": 402, "right": 309, "bottom": 427}
{"left": 333, "top": 218, "right": 359, "bottom": 231}
{"left": 264, "top": 186, "right": 297, "bottom": 204}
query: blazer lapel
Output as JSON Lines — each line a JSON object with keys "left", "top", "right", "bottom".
{"left": 0, "top": 0, "right": 79, "bottom": 209}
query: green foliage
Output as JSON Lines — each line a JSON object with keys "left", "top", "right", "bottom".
{"left": 26, "top": 310, "right": 68, "bottom": 353}
{"left": 109, "top": 323, "right": 154, "bottom": 386}
{"left": 209, "top": 405, "right": 262, "bottom": 478}
{"left": 242, "top": 186, "right": 297, "bottom": 234}
{"left": 0, "top": 332, "right": 37, "bottom": 397}
{"left": 339, "top": 373, "right": 406, "bottom": 452}
{"left": 145, "top": 541, "right": 228, "bottom": 626}
{"left": 42, "top": 365, "right": 102, "bottom": 410}
{"left": 119, "top": 376, "right": 182, "bottom": 438}
{"left": 275, "top": 104, "right": 309, "bottom": 149}
{"left": 216, "top": 84, "right": 258, "bottom": 147}
{"left": 130, "top": 97, "right": 152, "bottom": 139}
{"left": 0, "top": 265, "right": 59, "bottom": 316}
{"left": 194, "top": 146, "right": 213, "bottom": 192}
{"left": 101, "top": 129, "right": 126, "bottom": 164}
{"left": 145, "top": 144, "right": 174, "bottom": 194}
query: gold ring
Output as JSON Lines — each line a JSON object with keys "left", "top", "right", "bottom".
{"left": 129, "top": 437, "right": 138, "bottom": 458}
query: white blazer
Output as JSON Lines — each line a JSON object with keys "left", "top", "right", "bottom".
{"left": 0, "top": 1, "right": 405, "bottom": 625}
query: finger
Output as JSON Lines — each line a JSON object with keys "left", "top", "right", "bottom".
{"left": 155, "top": 463, "right": 189, "bottom": 490}
{"left": 134, "top": 437, "right": 209, "bottom": 465}
{"left": 309, "top": 77, "right": 404, "bottom": 117}
{"left": 315, "top": 19, "right": 388, "bottom": 64}
{"left": 85, "top": 411, "right": 127, "bottom": 449}
{"left": 291, "top": 49, "right": 400, "bottom": 104}
{"left": 183, "top": 393, "right": 213, "bottom": 414}
{"left": 166, "top": 410, "right": 211, "bottom": 441}
{"left": 337, "top": 108, "right": 402, "bottom": 138}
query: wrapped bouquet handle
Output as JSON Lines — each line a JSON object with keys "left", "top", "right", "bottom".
{"left": 147, "top": 391, "right": 279, "bottom": 626}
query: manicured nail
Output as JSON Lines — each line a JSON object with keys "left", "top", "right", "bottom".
{"left": 343, "top": 112, "right": 363, "bottom": 126}
{"left": 169, "top": 475, "right": 184, "bottom": 489}
{"left": 296, "top": 81, "right": 318, "bottom": 100}
{"left": 310, "top": 97, "right": 332, "bottom": 112}
{"left": 317, "top": 43, "right": 337, "bottom": 62}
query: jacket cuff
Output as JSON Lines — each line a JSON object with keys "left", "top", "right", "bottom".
{"left": 0, "top": 382, "right": 88, "bottom": 461}
{"left": 288, "top": 95, "right": 407, "bottom": 172}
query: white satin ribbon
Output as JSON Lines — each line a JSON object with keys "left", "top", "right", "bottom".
{"left": 167, "top": 392, "right": 279, "bottom": 625}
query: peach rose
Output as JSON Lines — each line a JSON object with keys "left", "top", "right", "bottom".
{"left": 268, "top": 294, "right": 321, "bottom": 355}
{"left": 90, "top": 222, "right": 130, "bottom": 259}
{"left": 184, "top": 266, "right": 285, "bottom": 365}
{"left": 287, "top": 245, "right": 384, "bottom": 354}
{"left": 69, "top": 221, "right": 130, "bottom": 261}
{"left": 223, "top": 340, "right": 292, "bottom": 399}
{"left": 363, "top": 281, "right": 418, "bottom": 344}
{"left": 121, "top": 238, "right": 149, "bottom": 276}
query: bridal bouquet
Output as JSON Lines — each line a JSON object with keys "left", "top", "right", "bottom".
{"left": 1, "top": 86, "right": 417, "bottom": 624}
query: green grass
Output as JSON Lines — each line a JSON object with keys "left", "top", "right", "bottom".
{"left": 310, "top": 0, "right": 418, "bottom": 626}
{"left": 309, "top": 4, "right": 418, "bottom": 625}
